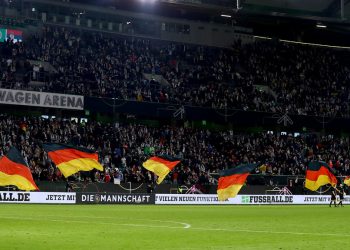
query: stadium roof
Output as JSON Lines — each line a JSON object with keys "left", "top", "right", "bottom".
{"left": 20, "top": 0, "right": 350, "bottom": 45}
{"left": 241, "top": 0, "right": 349, "bottom": 21}
{"left": 24, "top": 0, "right": 350, "bottom": 22}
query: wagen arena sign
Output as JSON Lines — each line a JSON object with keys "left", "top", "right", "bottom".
{"left": 0, "top": 88, "right": 84, "bottom": 110}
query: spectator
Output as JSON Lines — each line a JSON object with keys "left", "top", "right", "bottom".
{"left": 1, "top": 26, "right": 349, "bottom": 118}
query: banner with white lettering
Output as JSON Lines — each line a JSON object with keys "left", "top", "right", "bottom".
{"left": 77, "top": 193, "right": 155, "bottom": 204}
{"left": 0, "top": 88, "right": 84, "bottom": 110}
{"left": 293, "top": 195, "right": 350, "bottom": 204}
{"left": 156, "top": 194, "right": 225, "bottom": 204}
{"left": 155, "top": 194, "right": 350, "bottom": 205}
{"left": 0, "top": 192, "right": 76, "bottom": 204}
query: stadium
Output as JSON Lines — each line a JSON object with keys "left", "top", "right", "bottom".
{"left": 0, "top": 0, "right": 350, "bottom": 249}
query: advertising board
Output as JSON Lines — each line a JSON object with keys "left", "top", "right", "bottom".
{"left": 0, "top": 192, "right": 76, "bottom": 204}
{"left": 155, "top": 194, "right": 350, "bottom": 205}
{"left": 77, "top": 193, "right": 155, "bottom": 204}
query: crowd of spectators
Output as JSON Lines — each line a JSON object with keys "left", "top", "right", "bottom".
{"left": 1, "top": 26, "right": 350, "bottom": 117}
{"left": 0, "top": 115, "right": 349, "bottom": 186}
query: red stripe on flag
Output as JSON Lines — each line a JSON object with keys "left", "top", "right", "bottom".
{"left": 48, "top": 149, "right": 98, "bottom": 165}
{"left": 218, "top": 173, "right": 249, "bottom": 190}
{"left": 306, "top": 166, "right": 335, "bottom": 181}
{"left": 0, "top": 156, "right": 38, "bottom": 190}
{"left": 149, "top": 157, "right": 180, "bottom": 171}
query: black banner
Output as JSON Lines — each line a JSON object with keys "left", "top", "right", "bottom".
{"left": 86, "top": 97, "right": 350, "bottom": 130}
{"left": 77, "top": 193, "right": 155, "bottom": 204}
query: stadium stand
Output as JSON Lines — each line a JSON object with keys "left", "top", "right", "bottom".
{"left": 0, "top": 0, "right": 350, "bottom": 193}
{"left": 0, "top": 115, "right": 349, "bottom": 185}
{"left": 1, "top": 26, "right": 350, "bottom": 117}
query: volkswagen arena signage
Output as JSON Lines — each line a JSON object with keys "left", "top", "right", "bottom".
{"left": 0, "top": 88, "right": 84, "bottom": 110}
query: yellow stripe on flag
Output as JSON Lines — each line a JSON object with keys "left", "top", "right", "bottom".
{"left": 57, "top": 158, "right": 103, "bottom": 178}
{"left": 305, "top": 175, "right": 335, "bottom": 191}
{"left": 0, "top": 171, "right": 37, "bottom": 191}
{"left": 143, "top": 159, "right": 171, "bottom": 184}
{"left": 217, "top": 184, "right": 243, "bottom": 201}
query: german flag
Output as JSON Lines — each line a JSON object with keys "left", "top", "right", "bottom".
{"left": 142, "top": 155, "right": 180, "bottom": 184}
{"left": 43, "top": 143, "right": 103, "bottom": 178}
{"left": 305, "top": 161, "right": 337, "bottom": 191}
{"left": 217, "top": 163, "right": 258, "bottom": 201}
{"left": 0, "top": 147, "right": 39, "bottom": 191}
{"left": 344, "top": 176, "right": 350, "bottom": 187}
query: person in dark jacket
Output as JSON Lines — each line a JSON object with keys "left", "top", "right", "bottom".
{"left": 330, "top": 186, "right": 337, "bottom": 207}
{"left": 337, "top": 184, "right": 345, "bottom": 207}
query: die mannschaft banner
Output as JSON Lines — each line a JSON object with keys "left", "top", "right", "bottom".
{"left": 77, "top": 193, "right": 155, "bottom": 204}
{"left": 0, "top": 88, "right": 84, "bottom": 110}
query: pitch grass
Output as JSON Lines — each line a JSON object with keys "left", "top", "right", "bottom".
{"left": 0, "top": 205, "right": 349, "bottom": 250}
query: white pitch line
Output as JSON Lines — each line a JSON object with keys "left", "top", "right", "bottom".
{"left": 119, "top": 223, "right": 188, "bottom": 229}
{"left": 50, "top": 215, "right": 191, "bottom": 228}
{"left": 189, "top": 227, "right": 350, "bottom": 237}
{"left": 0, "top": 216, "right": 191, "bottom": 230}
{"left": 0, "top": 230, "right": 51, "bottom": 236}
{"left": 141, "top": 219, "right": 191, "bottom": 229}
{"left": 4, "top": 214, "right": 346, "bottom": 237}
{"left": 3, "top": 214, "right": 192, "bottom": 229}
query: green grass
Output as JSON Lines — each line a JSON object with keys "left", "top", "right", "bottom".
{"left": 0, "top": 205, "right": 349, "bottom": 250}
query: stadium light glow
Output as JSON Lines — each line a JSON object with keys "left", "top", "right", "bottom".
{"left": 253, "top": 35, "right": 272, "bottom": 40}
{"left": 221, "top": 14, "right": 232, "bottom": 18}
{"left": 316, "top": 24, "right": 327, "bottom": 28}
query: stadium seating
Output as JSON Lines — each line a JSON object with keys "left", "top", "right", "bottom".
{"left": 1, "top": 25, "right": 350, "bottom": 185}
{"left": 1, "top": 26, "right": 349, "bottom": 117}
{"left": 0, "top": 116, "right": 348, "bottom": 184}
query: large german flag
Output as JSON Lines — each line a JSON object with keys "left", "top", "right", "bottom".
{"left": 344, "top": 176, "right": 350, "bottom": 187}
{"left": 142, "top": 155, "right": 180, "bottom": 184}
{"left": 217, "top": 163, "right": 258, "bottom": 201}
{"left": 305, "top": 161, "right": 337, "bottom": 191}
{"left": 43, "top": 143, "right": 103, "bottom": 178}
{"left": 0, "top": 147, "right": 39, "bottom": 191}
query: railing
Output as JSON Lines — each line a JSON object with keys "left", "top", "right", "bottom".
{"left": 85, "top": 97, "right": 350, "bottom": 129}
{"left": 2, "top": 180, "right": 345, "bottom": 195}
